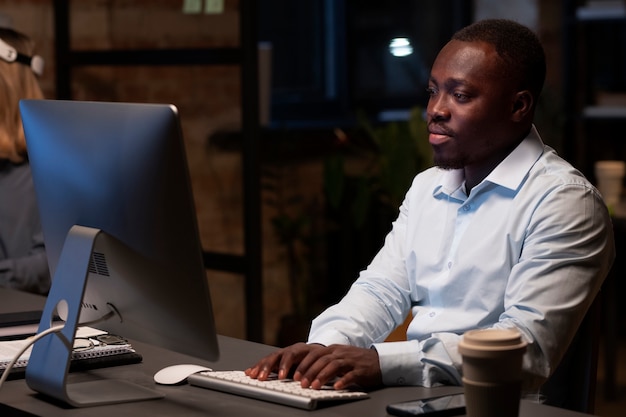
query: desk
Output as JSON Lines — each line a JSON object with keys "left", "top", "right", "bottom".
{"left": 0, "top": 288, "right": 47, "bottom": 315}
{"left": 0, "top": 289, "right": 597, "bottom": 417}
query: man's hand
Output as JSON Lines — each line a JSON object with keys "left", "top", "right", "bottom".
{"left": 245, "top": 343, "right": 382, "bottom": 390}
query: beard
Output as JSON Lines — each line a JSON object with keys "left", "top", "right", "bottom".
{"left": 432, "top": 145, "right": 465, "bottom": 170}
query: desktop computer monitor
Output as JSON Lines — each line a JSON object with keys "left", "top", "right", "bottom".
{"left": 19, "top": 99, "right": 219, "bottom": 407}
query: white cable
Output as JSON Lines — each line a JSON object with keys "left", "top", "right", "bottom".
{"left": 0, "top": 323, "right": 65, "bottom": 391}
{"left": 0, "top": 304, "right": 119, "bottom": 392}
{"left": 78, "top": 307, "right": 118, "bottom": 328}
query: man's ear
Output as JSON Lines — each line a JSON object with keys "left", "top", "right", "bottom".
{"left": 511, "top": 90, "right": 533, "bottom": 122}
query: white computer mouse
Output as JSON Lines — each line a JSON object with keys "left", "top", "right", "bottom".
{"left": 154, "top": 364, "right": 212, "bottom": 385}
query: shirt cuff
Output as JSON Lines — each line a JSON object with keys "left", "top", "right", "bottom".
{"left": 372, "top": 340, "right": 423, "bottom": 386}
{"left": 307, "top": 330, "right": 351, "bottom": 347}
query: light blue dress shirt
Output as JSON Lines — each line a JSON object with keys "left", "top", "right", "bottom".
{"left": 308, "top": 126, "right": 614, "bottom": 388}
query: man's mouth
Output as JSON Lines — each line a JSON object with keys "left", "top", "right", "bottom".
{"left": 428, "top": 125, "right": 453, "bottom": 145}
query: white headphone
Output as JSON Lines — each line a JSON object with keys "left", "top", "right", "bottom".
{"left": 0, "top": 37, "right": 43, "bottom": 76}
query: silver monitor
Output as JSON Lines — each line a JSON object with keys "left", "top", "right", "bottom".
{"left": 19, "top": 99, "right": 219, "bottom": 407}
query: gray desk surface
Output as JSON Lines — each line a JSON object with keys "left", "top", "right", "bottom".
{"left": 0, "top": 288, "right": 47, "bottom": 315}
{"left": 0, "top": 288, "right": 596, "bottom": 417}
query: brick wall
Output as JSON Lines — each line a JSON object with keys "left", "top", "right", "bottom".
{"left": 1, "top": 0, "right": 276, "bottom": 342}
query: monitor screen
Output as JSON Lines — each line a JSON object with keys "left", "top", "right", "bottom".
{"left": 19, "top": 99, "right": 219, "bottom": 407}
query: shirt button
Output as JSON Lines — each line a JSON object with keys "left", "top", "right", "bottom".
{"left": 463, "top": 204, "right": 471, "bottom": 211}
{"left": 447, "top": 261, "right": 452, "bottom": 269}
{"left": 396, "top": 377, "right": 406, "bottom": 385}
{"left": 429, "top": 312, "right": 436, "bottom": 317}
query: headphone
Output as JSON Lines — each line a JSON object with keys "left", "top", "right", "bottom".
{"left": 0, "top": 37, "right": 43, "bottom": 76}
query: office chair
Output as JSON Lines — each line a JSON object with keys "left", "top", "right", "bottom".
{"left": 540, "top": 294, "right": 601, "bottom": 414}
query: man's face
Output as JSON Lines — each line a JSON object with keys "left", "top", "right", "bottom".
{"left": 426, "top": 40, "right": 520, "bottom": 171}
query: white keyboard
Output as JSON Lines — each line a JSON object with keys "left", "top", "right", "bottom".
{"left": 188, "top": 370, "right": 369, "bottom": 410}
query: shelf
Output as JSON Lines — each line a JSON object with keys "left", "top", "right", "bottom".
{"left": 577, "top": 2, "right": 626, "bottom": 20}
{"left": 583, "top": 105, "right": 626, "bottom": 119}
{"left": 65, "top": 48, "right": 241, "bottom": 67}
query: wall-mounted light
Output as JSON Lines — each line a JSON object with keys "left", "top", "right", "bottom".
{"left": 389, "top": 37, "right": 413, "bottom": 57}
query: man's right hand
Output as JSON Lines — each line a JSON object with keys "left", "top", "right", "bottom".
{"left": 245, "top": 342, "right": 324, "bottom": 381}
{"left": 245, "top": 342, "right": 382, "bottom": 391}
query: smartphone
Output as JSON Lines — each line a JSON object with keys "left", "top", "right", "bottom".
{"left": 386, "top": 393, "right": 466, "bottom": 417}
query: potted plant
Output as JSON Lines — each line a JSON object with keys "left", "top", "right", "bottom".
{"left": 322, "top": 107, "right": 432, "bottom": 304}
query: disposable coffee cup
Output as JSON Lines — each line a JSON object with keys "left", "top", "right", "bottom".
{"left": 458, "top": 328, "right": 527, "bottom": 417}
{"left": 594, "top": 160, "right": 625, "bottom": 208}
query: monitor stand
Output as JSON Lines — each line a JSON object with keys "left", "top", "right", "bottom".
{"left": 25, "top": 225, "right": 163, "bottom": 407}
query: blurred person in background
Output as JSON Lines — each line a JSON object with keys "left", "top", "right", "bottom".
{"left": 0, "top": 27, "right": 49, "bottom": 294}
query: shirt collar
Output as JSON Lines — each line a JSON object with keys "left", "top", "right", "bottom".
{"left": 486, "top": 125, "right": 544, "bottom": 191}
{"left": 434, "top": 125, "right": 545, "bottom": 197}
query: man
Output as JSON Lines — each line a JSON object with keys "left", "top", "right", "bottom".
{"left": 246, "top": 19, "right": 614, "bottom": 393}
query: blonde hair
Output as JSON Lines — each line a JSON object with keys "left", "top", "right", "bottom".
{"left": 0, "top": 28, "right": 44, "bottom": 163}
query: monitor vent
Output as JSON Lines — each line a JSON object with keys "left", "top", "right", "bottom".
{"left": 89, "top": 252, "right": 110, "bottom": 276}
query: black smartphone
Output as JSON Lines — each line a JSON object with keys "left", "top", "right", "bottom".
{"left": 386, "top": 393, "right": 466, "bottom": 417}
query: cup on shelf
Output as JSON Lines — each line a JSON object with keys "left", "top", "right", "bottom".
{"left": 594, "top": 160, "right": 625, "bottom": 209}
{"left": 458, "top": 328, "right": 528, "bottom": 417}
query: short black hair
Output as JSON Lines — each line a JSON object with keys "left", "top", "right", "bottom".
{"left": 452, "top": 19, "right": 546, "bottom": 101}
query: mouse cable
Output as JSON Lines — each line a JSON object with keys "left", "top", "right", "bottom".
{"left": 0, "top": 306, "right": 118, "bottom": 393}
{"left": 0, "top": 323, "right": 65, "bottom": 392}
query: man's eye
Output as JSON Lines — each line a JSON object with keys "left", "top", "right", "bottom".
{"left": 454, "top": 92, "right": 469, "bottom": 101}
{"left": 426, "top": 87, "right": 437, "bottom": 96}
